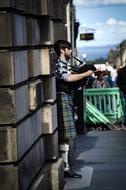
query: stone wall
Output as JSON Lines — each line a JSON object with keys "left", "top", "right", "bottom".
{"left": 0, "top": 0, "right": 72, "bottom": 189}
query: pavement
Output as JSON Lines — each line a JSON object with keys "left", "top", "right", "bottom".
{"left": 64, "top": 130, "right": 126, "bottom": 190}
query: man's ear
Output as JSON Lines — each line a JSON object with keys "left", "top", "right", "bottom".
{"left": 60, "top": 48, "right": 65, "bottom": 54}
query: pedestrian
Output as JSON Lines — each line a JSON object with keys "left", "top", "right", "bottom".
{"left": 92, "top": 71, "right": 110, "bottom": 88}
{"left": 92, "top": 71, "right": 110, "bottom": 114}
{"left": 117, "top": 64, "right": 126, "bottom": 126}
{"left": 105, "top": 71, "right": 113, "bottom": 87}
{"left": 54, "top": 40, "right": 93, "bottom": 178}
{"left": 111, "top": 64, "right": 117, "bottom": 86}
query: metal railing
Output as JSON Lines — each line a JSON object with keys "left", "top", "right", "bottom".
{"left": 85, "top": 87, "right": 124, "bottom": 125}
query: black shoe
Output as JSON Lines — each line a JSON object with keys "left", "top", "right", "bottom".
{"left": 64, "top": 170, "right": 82, "bottom": 178}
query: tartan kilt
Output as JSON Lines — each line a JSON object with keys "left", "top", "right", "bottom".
{"left": 57, "top": 92, "right": 77, "bottom": 141}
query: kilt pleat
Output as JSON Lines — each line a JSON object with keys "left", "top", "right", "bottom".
{"left": 57, "top": 92, "right": 77, "bottom": 141}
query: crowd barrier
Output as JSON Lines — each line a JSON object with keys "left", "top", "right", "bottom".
{"left": 85, "top": 87, "right": 124, "bottom": 125}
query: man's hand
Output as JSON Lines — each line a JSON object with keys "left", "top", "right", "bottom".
{"left": 85, "top": 70, "right": 94, "bottom": 77}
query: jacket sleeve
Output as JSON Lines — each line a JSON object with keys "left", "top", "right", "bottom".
{"left": 116, "top": 71, "right": 125, "bottom": 93}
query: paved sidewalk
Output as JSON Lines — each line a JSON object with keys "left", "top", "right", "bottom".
{"left": 64, "top": 131, "right": 126, "bottom": 190}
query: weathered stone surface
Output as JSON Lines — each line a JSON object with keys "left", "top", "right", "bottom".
{"left": 39, "top": 0, "right": 53, "bottom": 17}
{"left": 0, "top": 13, "right": 26, "bottom": 47}
{"left": 0, "top": 0, "right": 25, "bottom": 11}
{"left": 0, "top": 166, "right": 19, "bottom": 190}
{"left": 0, "top": 85, "right": 29, "bottom": 124}
{"left": 53, "top": 0, "right": 66, "bottom": 21}
{"left": 36, "top": 81, "right": 44, "bottom": 107}
{"left": 41, "top": 104, "right": 57, "bottom": 134}
{"left": 0, "top": 109, "right": 42, "bottom": 162}
{"left": 24, "top": 0, "right": 42, "bottom": 15}
{"left": 0, "top": 50, "right": 28, "bottom": 85}
{"left": 50, "top": 158, "right": 64, "bottom": 190}
{"left": 29, "top": 109, "right": 42, "bottom": 145}
{"left": 24, "top": 0, "right": 32, "bottom": 13}
{"left": 28, "top": 49, "right": 40, "bottom": 78}
{"left": 40, "top": 47, "right": 55, "bottom": 75}
{"left": 42, "top": 158, "right": 64, "bottom": 190}
{"left": 54, "top": 21, "right": 67, "bottom": 42}
{"left": 0, "top": 126, "right": 17, "bottom": 162}
{"left": 31, "top": 0, "right": 42, "bottom": 15}
{"left": 0, "top": 137, "right": 45, "bottom": 190}
{"left": 18, "top": 138, "right": 45, "bottom": 190}
{"left": 29, "top": 80, "right": 43, "bottom": 111}
{"left": 26, "top": 17, "right": 40, "bottom": 46}
{"left": 30, "top": 173, "right": 47, "bottom": 190}
{"left": 18, "top": 109, "right": 42, "bottom": 160}
{"left": 40, "top": 18, "right": 54, "bottom": 45}
{"left": 42, "top": 76, "right": 56, "bottom": 103}
{"left": 44, "top": 130, "right": 59, "bottom": 160}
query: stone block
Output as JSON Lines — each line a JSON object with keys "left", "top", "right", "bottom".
{"left": 0, "top": 126, "right": 17, "bottom": 162}
{"left": 29, "top": 109, "right": 42, "bottom": 143}
{"left": 41, "top": 104, "right": 57, "bottom": 134}
{"left": 29, "top": 80, "right": 43, "bottom": 111}
{"left": 40, "top": 47, "right": 55, "bottom": 75}
{"left": 53, "top": 0, "right": 66, "bottom": 21}
{"left": 24, "top": 0, "right": 41, "bottom": 15}
{"left": 50, "top": 158, "right": 64, "bottom": 190}
{"left": 36, "top": 81, "right": 44, "bottom": 107}
{"left": 42, "top": 76, "right": 56, "bottom": 103}
{"left": 39, "top": 0, "right": 53, "bottom": 17}
{"left": 0, "top": 85, "right": 29, "bottom": 124}
{"left": 30, "top": 173, "right": 47, "bottom": 190}
{"left": 0, "top": 137, "right": 45, "bottom": 190}
{"left": 42, "top": 158, "right": 64, "bottom": 190}
{"left": 28, "top": 49, "right": 40, "bottom": 78}
{"left": 54, "top": 21, "right": 67, "bottom": 42}
{"left": 0, "top": 0, "right": 25, "bottom": 11}
{"left": 0, "top": 50, "right": 28, "bottom": 85}
{"left": 40, "top": 18, "right": 54, "bottom": 45}
{"left": 44, "top": 130, "right": 59, "bottom": 160}
{"left": 24, "top": 0, "right": 32, "bottom": 13}
{"left": 0, "top": 109, "right": 42, "bottom": 162}
{"left": 31, "top": 0, "right": 41, "bottom": 15}
{"left": 0, "top": 12, "right": 26, "bottom": 47}
{"left": 26, "top": 17, "right": 40, "bottom": 46}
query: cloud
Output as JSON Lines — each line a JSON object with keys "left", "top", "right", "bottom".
{"left": 106, "top": 18, "right": 118, "bottom": 25}
{"left": 119, "top": 21, "right": 126, "bottom": 25}
{"left": 73, "top": 0, "right": 126, "bottom": 7}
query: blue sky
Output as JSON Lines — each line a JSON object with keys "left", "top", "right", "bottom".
{"left": 73, "top": 0, "right": 126, "bottom": 47}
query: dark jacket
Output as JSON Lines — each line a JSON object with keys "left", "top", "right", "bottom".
{"left": 117, "top": 65, "right": 126, "bottom": 94}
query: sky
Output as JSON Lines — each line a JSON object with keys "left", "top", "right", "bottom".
{"left": 73, "top": 0, "right": 126, "bottom": 48}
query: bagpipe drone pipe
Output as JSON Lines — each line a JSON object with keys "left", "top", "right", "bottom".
{"left": 56, "top": 56, "right": 97, "bottom": 94}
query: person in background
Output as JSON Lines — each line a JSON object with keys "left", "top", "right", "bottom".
{"left": 117, "top": 64, "right": 126, "bottom": 126}
{"left": 92, "top": 71, "right": 110, "bottom": 88}
{"left": 105, "top": 71, "right": 113, "bottom": 87}
{"left": 91, "top": 71, "right": 110, "bottom": 129}
{"left": 105, "top": 61, "right": 117, "bottom": 87}
{"left": 54, "top": 40, "right": 93, "bottom": 178}
{"left": 111, "top": 64, "right": 117, "bottom": 87}
{"left": 105, "top": 61, "right": 113, "bottom": 73}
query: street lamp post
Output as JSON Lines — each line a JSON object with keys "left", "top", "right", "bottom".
{"left": 82, "top": 52, "right": 87, "bottom": 64}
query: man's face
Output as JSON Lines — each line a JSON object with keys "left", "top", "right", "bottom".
{"left": 64, "top": 48, "right": 72, "bottom": 60}
{"left": 98, "top": 73, "right": 104, "bottom": 81}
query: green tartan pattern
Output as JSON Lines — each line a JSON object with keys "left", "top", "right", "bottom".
{"left": 57, "top": 92, "right": 77, "bottom": 141}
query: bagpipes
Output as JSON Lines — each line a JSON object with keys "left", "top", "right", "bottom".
{"left": 56, "top": 56, "right": 97, "bottom": 94}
